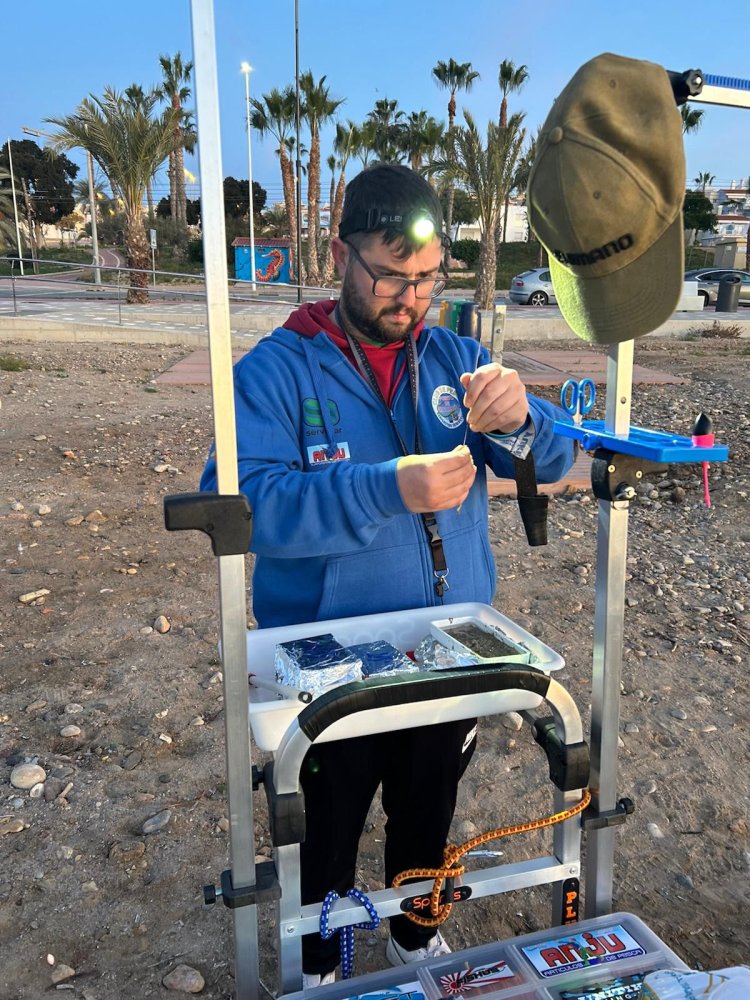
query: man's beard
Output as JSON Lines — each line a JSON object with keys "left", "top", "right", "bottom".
{"left": 338, "top": 276, "right": 428, "bottom": 344}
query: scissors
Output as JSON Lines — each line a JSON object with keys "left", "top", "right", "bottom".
{"left": 560, "top": 377, "right": 596, "bottom": 426}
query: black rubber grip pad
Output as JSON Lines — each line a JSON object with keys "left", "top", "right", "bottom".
{"left": 297, "top": 666, "right": 551, "bottom": 743}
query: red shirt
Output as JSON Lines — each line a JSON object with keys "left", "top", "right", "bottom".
{"left": 284, "top": 300, "right": 423, "bottom": 406}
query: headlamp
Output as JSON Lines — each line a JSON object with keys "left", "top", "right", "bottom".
{"left": 339, "top": 207, "right": 449, "bottom": 246}
{"left": 411, "top": 216, "right": 436, "bottom": 241}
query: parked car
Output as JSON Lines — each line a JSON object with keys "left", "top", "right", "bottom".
{"left": 508, "top": 268, "right": 557, "bottom": 306}
{"left": 684, "top": 268, "right": 750, "bottom": 306}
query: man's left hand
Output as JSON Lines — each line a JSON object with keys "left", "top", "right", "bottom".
{"left": 460, "top": 363, "right": 529, "bottom": 435}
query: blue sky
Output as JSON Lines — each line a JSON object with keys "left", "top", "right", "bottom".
{"left": 2, "top": 0, "right": 749, "bottom": 207}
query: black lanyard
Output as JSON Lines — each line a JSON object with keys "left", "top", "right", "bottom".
{"left": 342, "top": 327, "right": 449, "bottom": 598}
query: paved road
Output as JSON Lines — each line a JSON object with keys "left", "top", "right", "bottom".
{"left": 1, "top": 264, "right": 746, "bottom": 343}
{"left": 98, "top": 248, "right": 125, "bottom": 270}
{"left": 0, "top": 269, "right": 539, "bottom": 312}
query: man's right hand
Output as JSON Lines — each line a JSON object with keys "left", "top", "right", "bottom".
{"left": 396, "top": 445, "right": 476, "bottom": 513}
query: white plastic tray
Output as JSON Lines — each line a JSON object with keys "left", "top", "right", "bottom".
{"left": 246, "top": 603, "right": 564, "bottom": 752}
{"left": 430, "top": 615, "right": 531, "bottom": 664}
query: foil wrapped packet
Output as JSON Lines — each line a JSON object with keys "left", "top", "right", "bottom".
{"left": 414, "top": 635, "right": 479, "bottom": 671}
{"left": 275, "top": 633, "right": 362, "bottom": 698}
{"left": 347, "top": 641, "right": 419, "bottom": 678}
{"left": 641, "top": 967, "right": 750, "bottom": 999}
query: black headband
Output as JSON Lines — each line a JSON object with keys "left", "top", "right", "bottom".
{"left": 338, "top": 207, "right": 450, "bottom": 246}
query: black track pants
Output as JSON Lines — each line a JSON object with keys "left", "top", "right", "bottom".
{"left": 299, "top": 718, "right": 477, "bottom": 976}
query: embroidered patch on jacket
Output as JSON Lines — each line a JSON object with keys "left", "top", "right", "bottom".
{"left": 307, "top": 441, "right": 351, "bottom": 465}
{"left": 303, "top": 397, "right": 340, "bottom": 427}
{"left": 432, "top": 386, "right": 464, "bottom": 429}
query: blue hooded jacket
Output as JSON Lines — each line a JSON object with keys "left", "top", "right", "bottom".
{"left": 200, "top": 313, "right": 574, "bottom": 628}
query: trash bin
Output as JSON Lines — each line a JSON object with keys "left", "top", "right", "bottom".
{"left": 716, "top": 273, "right": 741, "bottom": 312}
{"left": 449, "top": 300, "right": 466, "bottom": 332}
{"left": 457, "top": 301, "right": 480, "bottom": 339}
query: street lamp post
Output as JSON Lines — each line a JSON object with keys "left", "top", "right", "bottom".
{"left": 85, "top": 151, "right": 102, "bottom": 285}
{"left": 5, "top": 138, "right": 25, "bottom": 275}
{"left": 240, "top": 61, "right": 257, "bottom": 292}
{"left": 21, "top": 126, "right": 101, "bottom": 285}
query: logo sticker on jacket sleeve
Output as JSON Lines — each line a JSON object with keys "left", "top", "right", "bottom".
{"left": 307, "top": 441, "right": 351, "bottom": 465}
{"left": 432, "top": 386, "right": 464, "bottom": 429}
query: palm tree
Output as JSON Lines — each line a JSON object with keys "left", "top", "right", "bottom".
{"left": 365, "top": 98, "right": 406, "bottom": 163}
{"left": 250, "top": 86, "right": 298, "bottom": 276}
{"left": 400, "top": 111, "right": 444, "bottom": 171}
{"left": 431, "top": 59, "right": 480, "bottom": 255}
{"left": 260, "top": 204, "right": 289, "bottom": 238}
{"left": 300, "top": 71, "right": 344, "bottom": 286}
{"left": 0, "top": 166, "right": 20, "bottom": 252}
{"left": 499, "top": 157, "right": 531, "bottom": 249}
{"left": 73, "top": 169, "right": 109, "bottom": 239}
{"left": 124, "top": 84, "right": 160, "bottom": 223}
{"left": 694, "top": 171, "right": 715, "bottom": 194}
{"left": 496, "top": 60, "right": 529, "bottom": 244}
{"left": 427, "top": 111, "right": 529, "bottom": 308}
{"left": 322, "top": 119, "right": 357, "bottom": 285}
{"left": 352, "top": 121, "right": 378, "bottom": 170}
{"left": 73, "top": 170, "right": 108, "bottom": 208}
{"left": 513, "top": 125, "right": 547, "bottom": 264}
{"left": 498, "top": 60, "right": 528, "bottom": 128}
{"left": 326, "top": 153, "right": 336, "bottom": 220}
{"left": 46, "top": 87, "right": 181, "bottom": 302}
{"left": 681, "top": 104, "right": 704, "bottom": 135}
{"left": 158, "top": 52, "right": 194, "bottom": 227}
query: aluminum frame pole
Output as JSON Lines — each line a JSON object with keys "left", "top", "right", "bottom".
{"left": 241, "top": 63, "right": 257, "bottom": 292}
{"left": 190, "top": 3, "right": 259, "bottom": 997}
{"left": 6, "top": 139, "right": 25, "bottom": 276}
{"left": 584, "top": 340, "right": 634, "bottom": 918}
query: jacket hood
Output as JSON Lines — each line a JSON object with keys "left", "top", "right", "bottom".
{"left": 283, "top": 300, "right": 339, "bottom": 338}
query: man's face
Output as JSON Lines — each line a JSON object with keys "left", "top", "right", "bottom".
{"left": 336, "top": 233, "right": 443, "bottom": 344}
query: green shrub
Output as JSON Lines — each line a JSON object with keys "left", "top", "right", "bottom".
{"left": 696, "top": 320, "right": 741, "bottom": 339}
{"left": 451, "top": 238, "right": 481, "bottom": 270}
{"left": 445, "top": 275, "right": 476, "bottom": 289}
{"left": 187, "top": 239, "right": 204, "bottom": 264}
{"left": 152, "top": 218, "right": 190, "bottom": 261}
{"left": 0, "top": 355, "right": 31, "bottom": 371}
{"left": 95, "top": 214, "right": 127, "bottom": 247}
{"left": 684, "top": 246, "right": 715, "bottom": 270}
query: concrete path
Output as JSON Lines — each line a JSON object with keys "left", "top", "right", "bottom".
{"left": 154, "top": 347, "right": 685, "bottom": 389}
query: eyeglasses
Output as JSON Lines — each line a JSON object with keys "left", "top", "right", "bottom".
{"left": 343, "top": 241, "right": 446, "bottom": 299}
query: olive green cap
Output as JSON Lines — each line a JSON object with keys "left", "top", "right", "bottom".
{"left": 527, "top": 53, "right": 686, "bottom": 344}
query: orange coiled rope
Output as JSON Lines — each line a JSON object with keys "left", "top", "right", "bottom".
{"left": 393, "top": 789, "right": 592, "bottom": 927}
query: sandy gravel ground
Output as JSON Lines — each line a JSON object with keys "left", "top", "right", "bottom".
{"left": 0, "top": 337, "right": 748, "bottom": 999}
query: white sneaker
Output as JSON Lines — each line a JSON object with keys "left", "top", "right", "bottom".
{"left": 385, "top": 929, "right": 452, "bottom": 966}
{"left": 302, "top": 970, "right": 336, "bottom": 988}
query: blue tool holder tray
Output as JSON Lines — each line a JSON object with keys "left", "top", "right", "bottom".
{"left": 554, "top": 419, "right": 729, "bottom": 463}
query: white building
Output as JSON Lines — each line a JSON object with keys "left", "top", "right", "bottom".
{"left": 455, "top": 200, "right": 528, "bottom": 243}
